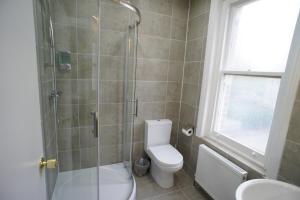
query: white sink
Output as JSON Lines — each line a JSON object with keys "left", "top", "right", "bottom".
{"left": 236, "top": 179, "right": 300, "bottom": 200}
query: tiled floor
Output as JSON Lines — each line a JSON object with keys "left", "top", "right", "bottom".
{"left": 135, "top": 169, "right": 210, "bottom": 200}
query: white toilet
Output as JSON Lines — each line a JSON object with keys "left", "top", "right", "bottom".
{"left": 144, "top": 119, "right": 183, "bottom": 188}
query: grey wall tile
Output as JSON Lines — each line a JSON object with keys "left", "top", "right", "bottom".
{"left": 77, "top": 0, "right": 98, "bottom": 21}
{"left": 180, "top": 103, "right": 196, "bottom": 126}
{"left": 100, "top": 125, "right": 123, "bottom": 145}
{"left": 172, "top": 0, "right": 189, "bottom": 19}
{"left": 58, "top": 150, "right": 80, "bottom": 171}
{"left": 57, "top": 104, "right": 79, "bottom": 128}
{"left": 141, "top": 0, "right": 173, "bottom": 16}
{"left": 54, "top": 24, "right": 77, "bottom": 52}
{"left": 189, "top": 0, "right": 210, "bottom": 19}
{"left": 136, "top": 82, "right": 167, "bottom": 102}
{"left": 100, "top": 30, "right": 126, "bottom": 56}
{"left": 58, "top": 128, "right": 80, "bottom": 151}
{"left": 137, "top": 59, "right": 169, "bottom": 81}
{"left": 171, "top": 18, "right": 188, "bottom": 41}
{"left": 167, "top": 82, "right": 181, "bottom": 102}
{"left": 77, "top": 80, "right": 97, "bottom": 104}
{"left": 139, "top": 36, "right": 170, "bottom": 59}
{"left": 80, "top": 147, "right": 98, "bottom": 168}
{"left": 99, "top": 144, "right": 122, "bottom": 165}
{"left": 140, "top": 12, "right": 171, "bottom": 38}
{"left": 183, "top": 62, "right": 203, "bottom": 85}
{"left": 168, "top": 61, "right": 184, "bottom": 82}
{"left": 188, "top": 13, "right": 209, "bottom": 40}
{"left": 53, "top": 0, "right": 76, "bottom": 24}
{"left": 136, "top": 102, "right": 165, "bottom": 124}
{"left": 186, "top": 38, "right": 203, "bottom": 62}
{"left": 279, "top": 140, "right": 300, "bottom": 186}
{"left": 78, "top": 54, "right": 98, "bottom": 79}
{"left": 99, "top": 103, "right": 123, "bottom": 125}
{"left": 77, "top": 23, "right": 98, "bottom": 54}
{"left": 170, "top": 40, "right": 186, "bottom": 61}
{"left": 181, "top": 83, "right": 199, "bottom": 106}
{"left": 100, "top": 56, "right": 124, "bottom": 80}
{"left": 166, "top": 102, "right": 180, "bottom": 121}
{"left": 79, "top": 104, "right": 97, "bottom": 126}
{"left": 100, "top": 3, "right": 129, "bottom": 32}
{"left": 56, "top": 80, "right": 78, "bottom": 105}
{"left": 80, "top": 127, "right": 98, "bottom": 148}
{"left": 99, "top": 81, "right": 123, "bottom": 103}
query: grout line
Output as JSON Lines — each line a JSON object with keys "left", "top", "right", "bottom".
{"left": 177, "top": 0, "right": 192, "bottom": 148}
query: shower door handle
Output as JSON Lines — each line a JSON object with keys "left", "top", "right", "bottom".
{"left": 90, "top": 111, "right": 98, "bottom": 138}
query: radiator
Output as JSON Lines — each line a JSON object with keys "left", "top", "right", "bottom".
{"left": 195, "top": 144, "right": 247, "bottom": 200}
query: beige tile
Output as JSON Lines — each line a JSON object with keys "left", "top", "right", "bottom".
{"left": 166, "top": 102, "right": 180, "bottom": 121}
{"left": 179, "top": 103, "right": 196, "bottom": 125}
{"left": 134, "top": 123, "right": 145, "bottom": 142}
{"left": 53, "top": 0, "right": 76, "bottom": 24}
{"left": 186, "top": 38, "right": 203, "bottom": 62}
{"left": 77, "top": 0, "right": 98, "bottom": 20}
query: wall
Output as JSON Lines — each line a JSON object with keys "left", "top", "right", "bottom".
{"left": 132, "top": 0, "right": 190, "bottom": 161}
{"left": 177, "top": 0, "right": 262, "bottom": 179}
{"left": 0, "top": 0, "right": 47, "bottom": 199}
{"left": 278, "top": 83, "right": 300, "bottom": 186}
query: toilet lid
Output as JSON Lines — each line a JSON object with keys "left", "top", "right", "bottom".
{"left": 148, "top": 144, "right": 183, "bottom": 167}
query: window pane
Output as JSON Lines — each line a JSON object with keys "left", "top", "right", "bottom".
{"left": 225, "top": 0, "right": 300, "bottom": 72}
{"left": 214, "top": 75, "right": 280, "bottom": 154}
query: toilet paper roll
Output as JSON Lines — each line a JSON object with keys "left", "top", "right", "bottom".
{"left": 182, "top": 128, "right": 193, "bottom": 136}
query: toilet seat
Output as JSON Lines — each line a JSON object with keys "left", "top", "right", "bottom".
{"left": 148, "top": 144, "right": 183, "bottom": 168}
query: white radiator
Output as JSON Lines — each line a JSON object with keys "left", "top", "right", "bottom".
{"left": 195, "top": 144, "right": 247, "bottom": 200}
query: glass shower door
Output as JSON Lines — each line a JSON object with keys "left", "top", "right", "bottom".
{"left": 34, "top": 0, "right": 100, "bottom": 199}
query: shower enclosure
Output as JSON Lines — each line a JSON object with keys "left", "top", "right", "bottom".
{"left": 34, "top": 0, "right": 140, "bottom": 199}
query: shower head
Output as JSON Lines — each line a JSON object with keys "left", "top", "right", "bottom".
{"left": 112, "top": 0, "right": 141, "bottom": 25}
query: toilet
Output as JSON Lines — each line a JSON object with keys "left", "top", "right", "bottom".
{"left": 144, "top": 119, "right": 183, "bottom": 188}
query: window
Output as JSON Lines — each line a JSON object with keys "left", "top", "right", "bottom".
{"left": 197, "top": 0, "right": 300, "bottom": 175}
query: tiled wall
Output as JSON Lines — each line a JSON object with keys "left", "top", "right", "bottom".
{"left": 53, "top": 0, "right": 99, "bottom": 171}
{"left": 35, "top": 0, "right": 58, "bottom": 198}
{"left": 132, "top": 0, "right": 190, "bottom": 161}
{"left": 279, "top": 84, "right": 300, "bottom": 186}
{"left": 177, "top": 0, "right": 210, "bottom": 176}
{"left": 177, "top": 0, "right": 262, "bottom": 179}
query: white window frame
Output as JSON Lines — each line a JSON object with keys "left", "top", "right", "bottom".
{"left": 196, "top": 0, "right": 300, "bottom": 178}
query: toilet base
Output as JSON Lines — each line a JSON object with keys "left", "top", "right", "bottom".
{"left": 150, "top": 161, "right": 174, "bottom": 188}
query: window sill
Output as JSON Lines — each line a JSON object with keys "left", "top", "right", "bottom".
{"left": 200, "top": 135, "right": 266, "bottom": 177}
